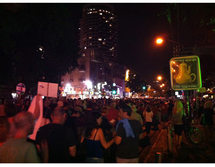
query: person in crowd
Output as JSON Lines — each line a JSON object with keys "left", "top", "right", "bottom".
{"left": 36, "top": 107, "right": 77, "bottom": 162}
{"left": 129, "top": 102, "right": 143, "bottom": 126}
{"left": 0, "top": 104, "right": 5, "bottom": 117}
{"left": 143, "top": 106, "right": 153, "bottom": 135}
{"left": 28, "top": 94, "right": 50, "bottom": 141}
{"left": 151, "top": 104, "right": 159, "bottom": 131}
{"left": 0, "top": 112, "right": 40, "bottom": 163}
{"left": 106, "top": 101, "right": 119, "bottom": 127}
{"left": 0, "top": 116, "right": 10, "bottom": 146}
{"left": 161, "top": 102, "right": 169, "bottom": 128}
{"left": 115, "top": 102, "right": 143, "bottom": 163}
{"left": 202, "top": 99, "right": 214, "bottom": 141}
{"left": 81, "top": 111, "right": 115, "bottom": 163}
{"left": 172, "top": 100, "right": 186, "bottom": 150}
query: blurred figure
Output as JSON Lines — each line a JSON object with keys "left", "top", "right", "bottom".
{"left": 28, "top": 94, "right": 50, "bottom": 141}
{"left": 202, "top": 100, "right": 214, "bottom": 141}
{"left": 36, "top": 107, "right": 77, "bottom": 162}
{"left": 172, "top": 100, "right": 186, "bottom": 150}
{"left": 0, "top": 117, "right": 10, "bottom": 146}
{"left": 143, "top": 106, "right": 153, "bottom": 135}
{"left": 0, "top": 112, "right": 40, "bottom": 162}
{"left": 129, "top": 102, "right": 143, "bottom": 126}
{"left": 106, "top": 101, "right": 119, "bottom": 126}
{"left": 0, "top": 105, "right": 5, "bottom": 117}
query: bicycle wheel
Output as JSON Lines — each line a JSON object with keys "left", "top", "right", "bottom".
{"left": 189, "top": 126, "right": 202, "bottom": 144}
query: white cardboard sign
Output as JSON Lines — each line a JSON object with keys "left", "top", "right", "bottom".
{"left": 37, "top": 82, "right": 58, "bottom": 98}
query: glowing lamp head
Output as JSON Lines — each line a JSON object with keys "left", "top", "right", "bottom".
{"left": 155, "top": 37, "right": 164, "bottom": 45}
{"left": 157, "top": 75, "right": 163, "bottom": 81}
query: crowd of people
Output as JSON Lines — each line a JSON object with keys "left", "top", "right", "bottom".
{"left": 0, "top": 95, "right": 214, "bottom": 163}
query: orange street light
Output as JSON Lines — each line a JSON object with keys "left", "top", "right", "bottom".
{"left": 155, "top": 37, "right": 164, "bottom": 45}
{"left": 157, "top": 75, "right": 163, "bottom": 81}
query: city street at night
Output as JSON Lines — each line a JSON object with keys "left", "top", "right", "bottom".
{"left": 0, "top": 2, "right": 215, "bottom": 164}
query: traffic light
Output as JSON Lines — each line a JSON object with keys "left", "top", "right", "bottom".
{"left": 112, "top": 86, "right": 117, "bottom": 95}
{"left": 112, "top": 90, "right": 117, "bottom": 95}
{"left": 142, "top": 86, "right": 146, "bottom": 90}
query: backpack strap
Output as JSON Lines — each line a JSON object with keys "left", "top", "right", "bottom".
{"left": 93, "top": 128, "right": 99, "bottom": 140}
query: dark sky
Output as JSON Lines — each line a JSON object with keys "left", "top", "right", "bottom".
{"left": 1, "top": 3, "right": 215, "bottom": 85}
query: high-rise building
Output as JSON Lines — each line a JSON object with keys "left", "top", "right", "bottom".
{"left": 61, "top": 4, "right": 125, "bottom": 98}
{"left": 80, "top": 4, "right": 118, "bottom": 63}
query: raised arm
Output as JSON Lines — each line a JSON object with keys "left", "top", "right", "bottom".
{"left": 98, "top": 128, "right": 114, "bottom": 149}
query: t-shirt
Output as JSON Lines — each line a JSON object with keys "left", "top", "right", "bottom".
{"left": 131, "top": 111, "right": 143, "bottom": 125}
{"left": 0, "top": 138, "right": 40, "bottom": 163}
{"left": 116, "top": 120, "right": 142, "bottom": 159}
{"left": 36, "top": 123, "right": 77, "bottom": 162}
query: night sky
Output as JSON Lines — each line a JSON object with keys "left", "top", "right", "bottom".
{"left": 1, "top": 3, "right": 215, "bottom": 86}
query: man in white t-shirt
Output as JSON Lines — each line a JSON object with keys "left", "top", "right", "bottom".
{"left": 143, "top": 106, "right": 153, "bottom": 135}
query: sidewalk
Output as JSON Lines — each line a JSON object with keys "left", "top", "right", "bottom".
{"left": 140, "top": 128, "right": 169, "bottom": 163}
{"left": 139, "top": 127, "right": 164, "bottom": 162}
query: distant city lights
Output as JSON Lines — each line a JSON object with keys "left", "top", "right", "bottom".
{"left": 83, "top": 80, "right": 93, "bottom": 89}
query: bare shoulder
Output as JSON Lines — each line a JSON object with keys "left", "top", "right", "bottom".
{"left": 98, "top": 128, "right": 103, "bottom": 133}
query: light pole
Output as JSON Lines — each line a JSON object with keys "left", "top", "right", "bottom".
{"left": 155, "top": 36, "right": 181, "bottom": 57}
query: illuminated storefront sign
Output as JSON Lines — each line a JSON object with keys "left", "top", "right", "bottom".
{"left": 170, "top": 55, "right": 202, "bottom": 90}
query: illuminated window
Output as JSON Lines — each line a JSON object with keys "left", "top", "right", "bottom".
{"left": 102, "top": 17, "right": 105, "bottom": 19}
{"left": 109, "top": 47, "right": 114, "bottom": 51}
{"left": 105, "top": 20, "right": 109, "bottom": 23}
{"left": 98, "top": 38, "right": 102, "bottom": 41}
{"left": 102, "top": 42, "right": 106, "bottom": 45}
{"left": 109, "top": 24, "right": 112, "bottom": 27}
{"left": 99, "top": 13, "right": 103, "bottom": 15}
{"left": 89, "top": 36, "right": 92, "bottom": 39}
{"left": 84, "top": 47, "right": 87, "bottom": 49}
{"left": 89, "top": 27, "right": 92, "bottom": 30}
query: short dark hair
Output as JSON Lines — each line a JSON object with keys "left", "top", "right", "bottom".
{"left": 52, "top": 107, "right": 66, "bottom": 117}
{"left": 13, "top": 112, "right": 35, "bottom": 130}
{"left": 118, "top": 102, "right": 132, "bottom": 116}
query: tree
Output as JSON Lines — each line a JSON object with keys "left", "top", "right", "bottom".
{"left": 158, "top": 4, "right": 215, "bottom": 89}
{"left": 125, "top": 70, "right": 147, "bottom": 95}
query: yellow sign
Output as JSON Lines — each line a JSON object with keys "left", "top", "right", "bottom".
{"left": 170, "top": 55, "right": 202, "bottom": 90}
{"left": 125, "top": 69, "right": 130, "bottom": 81}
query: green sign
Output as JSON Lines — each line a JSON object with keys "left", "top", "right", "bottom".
{"left": 169, "top": 55, "right": 202, "bottom": 90}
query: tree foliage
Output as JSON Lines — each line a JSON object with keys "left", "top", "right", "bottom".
{"left": 125, "top": 71, "right": 147, "bottom": 94}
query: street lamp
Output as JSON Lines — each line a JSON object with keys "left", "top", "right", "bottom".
{"left": 157, "top": 75, "right": 163, "bottom": 81}
{"left": 154, "top": 36, "right": 181, "bottom": 57}
{"left": 155, "top": 37, "right": 164, "bottom": 45}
